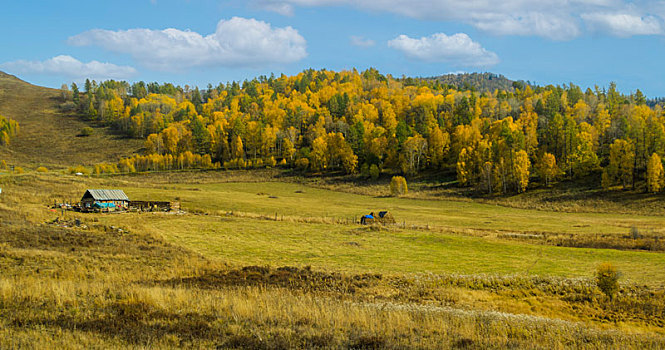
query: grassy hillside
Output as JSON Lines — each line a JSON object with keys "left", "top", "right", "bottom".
{"left": 0, "top": 71, "right": 142, "bottom": 168}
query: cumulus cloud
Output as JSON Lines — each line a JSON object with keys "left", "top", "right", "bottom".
{"left": 253, "top": 0, "right": 665, "bottom": 40}
{"left": 581, "top": 12, "right": 664, "bottom": 37}
{"left": 0, "top": 55, "right": 137, "bottom": 80}
{"left": 350, "top": 35, "right": 376, "bottom": 47}
{"left": 388, "top": 33, "right": 499, "bottom": 67}
{"left": 68, "top": 17, "right": 307, "bottom": 70}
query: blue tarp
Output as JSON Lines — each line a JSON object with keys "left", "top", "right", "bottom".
{"left": 93, "top": 202, "right": 116, "bottom": 209}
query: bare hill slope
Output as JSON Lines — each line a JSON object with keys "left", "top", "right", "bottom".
{"left": 0, "top": 72, "right": 142, "bottom": 168}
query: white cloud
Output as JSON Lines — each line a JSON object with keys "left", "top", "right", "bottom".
{"left": 68, "top": 17, "right": 307, "bottom": 71}
{"left": 0, "top": 55, "right": 137, "bottom": 80}
{"left": 350, "top": 35, "right": 376, "bottom": 47}
{"left": 252, "top": 0, "right": 295, "bottom": 16}
{"left": 388, "top": 33, "right": 499, "bottom": 67}
{"left": 581, "top": 12, "right": 664, "bottom": 37}
{"left": 469, "top": 12, "right": 581, "bottom": 41}
{"left": 253, "top": 0, "right": 665, "bottom": 40}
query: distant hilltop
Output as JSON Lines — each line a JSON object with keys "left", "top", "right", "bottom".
{"left": 401, "top": 72, "right": 530, "bottom": 93}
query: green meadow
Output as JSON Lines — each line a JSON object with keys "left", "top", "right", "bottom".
{"left": 124, "top": 181, "right": 665, "bottom": 235}
{"left": 67, "top": 179, "right": 663, "bottom": 286}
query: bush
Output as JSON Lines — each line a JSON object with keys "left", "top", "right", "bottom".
{"left": 68, "top": 165, "right": 90, "bottom": 175}
{"left": 369, "top": 164, "right": 380, "bottom": 180}
{"left": 0, "top": 160, "right": 6, "bottom": 170}
{"left": 390, "top": 176, "right": 408, "bottom": 196}
{"left": 93, "top": 163, "right": 119, "bottom": 175}
{"left": 295, "top": 157, "right": 309, "bottom": 171}
{"left": 14, "top": 167, "right": 24, "bottom": 174}
{"left": 360, "top": 163, "right": 370, "bottom": 178}
{"left": 596, "top": 263, "right": 620, "bottom": 300}
{"left": 79, "top": 127, "right": 94, "bottom": 137}
{"left": 36, "top": 166, "right": 48, "bottom": 173}
{"left": 59, "top": 101, "right": 76, "bottom": 112}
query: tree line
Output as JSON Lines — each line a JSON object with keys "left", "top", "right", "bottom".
{"left": 60, "top": 68, "right": 665, "bottom": 193}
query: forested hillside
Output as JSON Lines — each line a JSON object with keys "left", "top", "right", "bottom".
{"left": 421, "top": 72, "right": 523, "bottom": 92}
{"left": 63, "top": 68, "right": 664, "bottom": 194}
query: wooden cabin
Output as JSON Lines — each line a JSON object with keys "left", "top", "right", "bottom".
{"left": 80, "top": 189, "right": 130, "bottom": 211}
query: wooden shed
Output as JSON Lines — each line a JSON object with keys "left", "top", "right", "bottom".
{"left": 129, "top": 200, "right": 180, "bottom": 212}
{"left": 80, "top": 189, "right": 130, "bottom": 211}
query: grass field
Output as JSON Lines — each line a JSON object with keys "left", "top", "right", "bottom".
{"left": 2, "top": 170, "right": 665, "bottom": 347}
{"left": 5, "top": 172, "right": 665, "bottom": 283}
{"left": 123, "top": 181, "right": 665, "bottom": 236}
{"left": 108, "top": 213, "right": 665, "bottom": 284}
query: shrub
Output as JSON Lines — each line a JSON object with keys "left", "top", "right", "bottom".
{"left": 68, "top": 165, "right": 90, "bottom": 175}
{"left": 390, "top": 176, "right": 408, "bottom": 196}
{"left": 79, "top": 127, "right": 94, "bottom": 137}
{"left": 0, "top": 160, "right": 6, "bottom": 170}
{"left": 36, "top": 166, "right": 48, "bottom": 173}
{"left": 295, "top": 157, "right": 309, "bottom": 171}
{"left": 93, "top": 163, "right": 119, "bottom": 175}
{"left": 223, "top": 158, "right": 247, "bottom": 170}
{"left": 596, "top": 262, "right": 620, "bottom": 300}
{"left": 360, "top": 163, "right": 370, "bottom": 178}
{"left": 14, "top": 166, "right": 24, "bottom": 174}
{"left": 60, "top": 101, "right": 77, "bottom": 112}
{"left": 369, "top": 164, "right": 380, "bottom": 180}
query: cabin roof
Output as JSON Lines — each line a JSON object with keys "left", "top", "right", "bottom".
{"left": 82, "top": 189, "right": 130, "bottom": 201}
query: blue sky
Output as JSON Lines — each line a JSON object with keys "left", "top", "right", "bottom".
{"left": 2, "top": 0, "right": 665, "bottom": 97}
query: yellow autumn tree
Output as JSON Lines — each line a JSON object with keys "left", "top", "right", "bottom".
{"left": 389, "top": 176, "right": 408, "bottom": 196}
{"left": 571, "top": 130, "right": 599, "bottom": 177}
{"left": 282, "top": 138, "right": 296, "bottom": 163}
{"left": 456, "top": 147, "right": 473, "bottom": 186}
{"left": 537, "top": 153, "right": 558, "bottom": 187}
{"left": 232, "top": 135, "right": 244, "bottom": 160}
{"left": 513, "top": 150, "right": 530, "bottom": 193}
{"left": 161, "top": 126, "right": 180, "bottom": 155}
{"left": 310, "top": 136, "right": 328, "bottom": 172}
{"left": 401, "top": 134, "right": 428, "bottom": 175}
{"left": 428, "top": 127, "right": 450, "bottom": 169}
{"left": 0, "top": 114, "right": 19, "bottom": 146}
{"left": 603, "top": 139, "right": 634, "bottom": 189}
{"left": 647, "top": 153, "right": 664, "bottom": 193}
